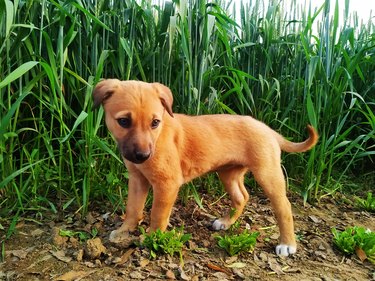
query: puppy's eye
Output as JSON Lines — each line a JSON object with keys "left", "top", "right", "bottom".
{"left": 117, "top": 118, "right": 131, "bottom": 128}
{"left": 151, "top": 119, "right": 161, "bottom": 129}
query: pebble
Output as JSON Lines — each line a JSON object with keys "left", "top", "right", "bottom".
{"left": 76, "top": 249, "right": 84, "bottom": 262}
{"left": 85, "top": 238, "right": 106, "bottom": 259}
{"left": 165, "top": 269, "right": 176, "bottom": 279}
{"left": 129, "top": 271, "right": 146, "bottom": 279}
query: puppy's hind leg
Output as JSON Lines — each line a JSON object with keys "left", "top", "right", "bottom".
{"left": 253, "top": 165, "right": 297, "bottom": 256}
{"left": 213, "top": 167, "right": 249, "bottom": 230}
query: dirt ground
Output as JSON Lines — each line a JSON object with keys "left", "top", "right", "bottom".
{"left": 1, "top": 191, "right": 374, "bottom": 281}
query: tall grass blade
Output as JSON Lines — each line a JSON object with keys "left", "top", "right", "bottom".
{"left": 0, "top": 61, "right": 38, "bottom": 89}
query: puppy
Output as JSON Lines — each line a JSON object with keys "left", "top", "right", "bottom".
{"left": 93, "top": 79, "right": 318, "bottom": 256}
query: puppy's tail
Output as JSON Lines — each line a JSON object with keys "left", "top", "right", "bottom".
{"left": 275, "top": 125, "right": 318, "bottom": 153}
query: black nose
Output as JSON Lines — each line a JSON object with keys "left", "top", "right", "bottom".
{"left": 134, "top": 151, "right": 151, "bottom": 162}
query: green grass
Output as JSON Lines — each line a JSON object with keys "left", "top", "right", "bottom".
{"left": 332, "top": 226, "right": 375, "bottom": 264}
{"left": 215, "top": 229, "right": 260, "bottom": 256}
{"left": 356, "top": 192, "right": 375, "bottom": 212}
{"left": 0, "top": 0, "right": 374, "bottom": 230}
{"left": 140, "top": 227, "right": 191, "bottom": 263}
{"left": 59, "top": 228, "right": 98, "bottom": 242}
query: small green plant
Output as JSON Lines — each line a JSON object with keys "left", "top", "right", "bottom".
{"left": 332, "top": 226, "right": 375, "bottom": 264}
{"left": 229, "top": 220, "right": 241, "bottom": 232}
{"left": 140, "top": 227, "right": 191, "bottom": 262}
{"left": 356, "top": 193, "right": 375, "bottom": 212}
{"left": 59, "top": 228, "right": 98, "bottom": 242}
{"left": 215, "top": 230, "right": 260, "bottom": 256}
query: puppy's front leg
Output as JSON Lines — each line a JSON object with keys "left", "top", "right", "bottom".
{"left": 109, "top": 170, "right": 149, "bottom": 243}
{"left": 149, "top": 183, "right": 180, "bottom": 231}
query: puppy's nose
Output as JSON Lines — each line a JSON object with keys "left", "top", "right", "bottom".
{"left": 134, "top": 150, "right": 151, "bottom": 162}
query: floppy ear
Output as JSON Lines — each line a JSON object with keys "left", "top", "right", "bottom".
{"left": 153, "top": 83, "right": 174, "bottom": 117}
{"left": 92, "top": 79, "right": 121, "bottom": 109}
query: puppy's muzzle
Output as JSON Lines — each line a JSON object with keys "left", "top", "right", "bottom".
{"left": 134, "top": 150, "right": 151, "bottom": 163}
{"left": 123, "top": 149, "right": 151, "bottom": 164}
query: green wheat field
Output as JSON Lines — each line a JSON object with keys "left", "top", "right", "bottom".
{"left": 0, "top": 0, "right": 374, "bottom": 232}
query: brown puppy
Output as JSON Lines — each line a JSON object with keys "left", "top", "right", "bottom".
{"left": 93, "top": 79, "right": 318, "bottom": 256}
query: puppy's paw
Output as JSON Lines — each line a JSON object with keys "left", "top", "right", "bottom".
{"left": 275, "top": 244, "right": 296, "bottom": 256}
{"left": 109, "top": 229, "right": 126, "bottom": 243}
{"left": 212, "top": 219, "right": 230, "bottom": 230}
{"left": 109, "top": 229, "right": 135, "bottom": 247}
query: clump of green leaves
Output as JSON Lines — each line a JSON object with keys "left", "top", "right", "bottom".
{"left": 215, "top": 230, "right": 260, "bottom": 256}
{"left": 59, "top": 228, "right": 98, "bottom": 242}
{"left": 140, "top": 227, "right": 191, "bottom": 261}
{"left": 332, "top": 226, "right": 375, "bottom": 264}
{"left": 356, "top": 193, "right": 375, "bottom": 212}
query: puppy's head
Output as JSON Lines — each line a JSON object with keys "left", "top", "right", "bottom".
{"left": 93, "top": 79, "right": 174, "bottom": 164}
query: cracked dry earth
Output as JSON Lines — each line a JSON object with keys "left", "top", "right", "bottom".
{"left": 1, "top": 192, "right": 374, "bottom": 281}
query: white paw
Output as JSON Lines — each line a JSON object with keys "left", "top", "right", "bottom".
{"left": 109, "top": 229, "right": 135, "bottom": 247}
{"left": 109, "top": 229, "right": 130, "bottom": 243}
{"left": 275, "top": 244, "right": 296, "bottom": 256}
{"left": 109, "top": 229, "right": 121, "bottom": 243}
{"left": 212, "top": 219, "right": 228, "bottom": 230}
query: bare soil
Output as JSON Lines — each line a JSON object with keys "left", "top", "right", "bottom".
{"left": 1, "top": 192, "right": 374, "bottom": 281}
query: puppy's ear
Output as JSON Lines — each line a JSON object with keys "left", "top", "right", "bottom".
{"left": 153, "top": 83, "right": 174, "bottom": 117}
{"left": 92, "top": 79, "right": 121, "bottom": 109}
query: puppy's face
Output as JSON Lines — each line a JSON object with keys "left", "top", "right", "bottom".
{"left": 93, "top": 79, "right": 174, "bottom": 164}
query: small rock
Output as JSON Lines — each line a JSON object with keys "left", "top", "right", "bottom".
{"left": 51, "top": 227, "right": 68, "bottom": 247}
{"left": 86, "top": 212, "right": 96, "bottom": 224}
{"left": 213, "top": 272, "right": 229, "bottom": 280}
{"left": 168, "top": 263, "right": 179, "bottom": 270}
{"left": 102, "top": 212, "right": 111, "bottom": 221}
{"left": 259, "top": 251, "right": 268, "bottom": 262}
{"left": 76, "top": 249, "right": 84, "bottom": 262}
{"left": 85, "top": 238, "right": 106, "bottom": 259}
{"left": 178, "top": 266, "right": 190, "bottom": 281}
{"left": 318, "top": 243, "right": 326, "bottom": 251}
{"left": 233, "top": 268, "right": 246, "bottom": 279}
{"left": 107, "top": 256, "right": 122, "bottom": 264}
{"left": 83, "top": 261, "right": 96, "bottom": 268}
{"left": 225, "top": 256, "right": 238, "bottom": 264}
{"left": 139, "top": 258, "right": 150, "bottom": 267}
{"left": 8, "top": 249, "right": 28, "bottom": 259}
{"left": 129, "top": 271, "right": 146, "bottom": 279}
{"left": 74, "top": 212, "right": 82, "bottom": 221}
{"left": 191, "top": 275, "right": 200, "bottom": 281}
{"left": 69, "top": 237, "right": 79, "bottom": 248}
{"left": 93, "top": 221, "right": 104, "bottom": 232}
{"left": 31, "top": 229, "right": 44, "bottom": 237}
{"left": 166, "top": 269, "right": 176, "bottom": 279}
{"left": 195, "top": 263, "right": 204, "bottom": 270}
{"left": 50, "top": 250, "right": 72, "bottom": 263}
{"left": 309, "top": 215, "right": 321, "bottom": 224}
{"left": 188, "top": 240, "right": 198, "bottom": 250}
{"left": 268, "top": 257, "right": 284, "bottom": 275}
{"left": 202, "top": 239, "right": 210, "bottom": 248}
{"left": 95, "top": 259, "right": 102, "bottom": 267}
